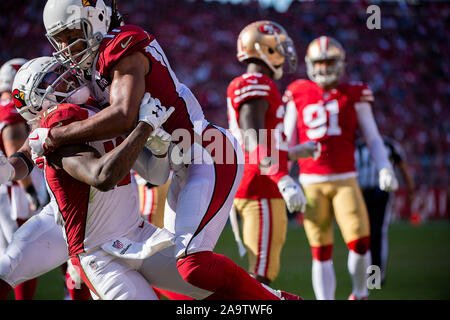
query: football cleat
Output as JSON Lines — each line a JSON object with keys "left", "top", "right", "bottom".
{"left": 348, "top": 293, "right": 368, "bottom": 300}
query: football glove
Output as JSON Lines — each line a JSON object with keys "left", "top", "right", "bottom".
{"left": 379, "top": 167, "right": 399, "bottom": 192}
{"left": 28, "top": 128, "right": 55, "bottom": 158}
{"left": 138, "top": 92, "right": 175, "bottom": 131}
{"left": 146, "top": 128, "right": 171, "bottom": 156}
{"left": 0, "top": 150, "right": 15, "bottom": 184}
{"left": 277, "top": 175, "right": 307, "bottom": 213}
{"left": 31, "top": 151, "right": 45, "bottom": 169}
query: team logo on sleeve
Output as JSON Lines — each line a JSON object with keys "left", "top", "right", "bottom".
{"left": 82, "top": 0, "right": 97, "bottom": 7}
{"left": 12, "top": 89, "right": 26, "bottom": 109}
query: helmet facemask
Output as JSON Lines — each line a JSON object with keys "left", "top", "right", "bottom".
{"left": 306, "top": 56, "right": 345, "bottom": 87}
{"left": 36, "top": 63, "right": 90, "bottom": 110}
{"left": 46, "top": 19, "right": 103, "bottom": 71}
{"left": 13, "top": 58, "right": 89, "bottom": 123}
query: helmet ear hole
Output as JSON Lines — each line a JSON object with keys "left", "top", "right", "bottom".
{"left": 98, "top": 14, "right": 104, "bottom": 22}
{"left": 268, "top": 48, "right": 275, "bottom": 54}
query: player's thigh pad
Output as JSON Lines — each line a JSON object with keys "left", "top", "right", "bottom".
{"left": 73, "top": 248, "right": 158, "bottom": 300}
{"left": 332, "top": 178, "right": 370, "bottom": 243}
{"left": 303, "top": 183, "right": 335, "bottom": 247}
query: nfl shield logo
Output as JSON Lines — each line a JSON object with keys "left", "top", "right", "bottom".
{"left": 113, "top": 240, "right": 123, "bottom": 249}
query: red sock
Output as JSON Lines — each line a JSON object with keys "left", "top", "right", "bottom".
{"left": 177, "top": 251, "right": 278, "bottom": 300}
{"left": 153, "top": 287, "right": 194, "bottom": 300}
{"left": 0, "top": 279, "right": 13, "bottom": 300}
{"left": 14, "top": 278, "right": 38, "bottom": 300}
{"left": 64, "top": 268, "right": 92, "bottom": 300}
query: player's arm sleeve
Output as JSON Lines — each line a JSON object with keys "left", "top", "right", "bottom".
{"left": 131, "top": 147, "right": 170, "bottom": 186}
{"left": 355, "top": 102, "right": 392, "bottom": 171}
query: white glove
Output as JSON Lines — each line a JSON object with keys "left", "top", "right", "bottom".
{"left": 29, "top": 127, "right": 55, "bottom": 157}
{"left": 146, "top": 128, "right": 171, "bottom": 156}
{"left": 138, "top": 92, "right": 175, "bottom": 131}
{"left": 277, "top": 175, "right": 307, "bottom": 213}
{"left": 379, "top": 167, "right": 399, "bottom": 192}
{"left": 0, "top": 151, "right": 15, "bottom": 184}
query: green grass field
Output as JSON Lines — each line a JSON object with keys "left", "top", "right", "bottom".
{"left": 8, "top": 220, "right": 450, "bottom": 300}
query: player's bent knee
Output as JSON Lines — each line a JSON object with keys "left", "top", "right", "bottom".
{"left": 311, "top": 244, "right": 333, "bottom": 261}
{"left": 346, "top": 236, "right": 370, "bottom": 255}
{"left": 176, "top": 251, "right": 233, "bottom": 292}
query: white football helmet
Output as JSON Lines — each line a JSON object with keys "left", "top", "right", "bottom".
{"left": 12, "top": 57, "right": 90, "bottom": 122}
{"left": 0, "top": 58, "right": 28, "bottom": 93}
{"left": 43, "top": 0, "right": 111, "bottom": 71}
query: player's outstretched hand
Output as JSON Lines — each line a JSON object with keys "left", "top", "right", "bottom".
{"left": 0, "top": 150, "right": 15, "bottom": 184}
{"left": 146, "top": 128, "right": 171, "bottom": 157}
{"left": 277, "top": 175, "right": 307, "bottom": 213}
{"left": 379, "top": 167, "right": 399, "bottom": 192}
{"left": 138, "top": 92, "right": 175, "bottom": 131}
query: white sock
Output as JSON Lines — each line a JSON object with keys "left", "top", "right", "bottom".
{"left": 312, "top": 259, "right": 336, "bottom": 300}
{"left": 347, "top": 250, "right": 371, "bottom": 299}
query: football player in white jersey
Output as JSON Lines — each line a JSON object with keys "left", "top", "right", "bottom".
{"left": 27, "top": 0, "right": 300, "bottom": 299}
{"left": 0, "top": 56, "right": 211, "bottom": 300}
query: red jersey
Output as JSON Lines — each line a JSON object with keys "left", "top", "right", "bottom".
{"left": 42, "top": 103, "right": 141, "bottom": 256}
{"left": 227, "top": 73, "right": 288, "bottom": 199}
{"left": 284, "top": 79, "right": 374, "bottom": 176}
{"left": 0, "top": 99, "right": 25, "bottom": 154}
{"left": 89, "top": 25, "right": 208, "bottom": 142}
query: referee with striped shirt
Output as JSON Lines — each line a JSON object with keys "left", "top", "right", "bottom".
{"left": 355, "top": 136, "right": 415, "bottom": 284}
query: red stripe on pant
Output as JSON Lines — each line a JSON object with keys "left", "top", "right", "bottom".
{"left": 264, "top": 199, "right": 273, "bottom": 278}
{"left": 70, "top": 255, "right": 100, "bottom": 299}
{"left": 189, "top": 126, "right": 239, "bottom": 245}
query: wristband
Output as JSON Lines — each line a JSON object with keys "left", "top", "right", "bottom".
{"left": 10, "top": 152, "right": 34, "bottom": 176}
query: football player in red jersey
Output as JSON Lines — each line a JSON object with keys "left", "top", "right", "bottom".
{"left": 227, "top": 21, "right": 308, "bottom": 285}
{"left": 27, "top": 0, "right": 297, "bottom": 300}
{"left": 0, "top": 56, "right": 211, "bottom": 300}
{"left": 283, "top": 36, "right": 398, "bottom": 300}
{"left": 0, "top": 58, "right": 41, "bottom": 300}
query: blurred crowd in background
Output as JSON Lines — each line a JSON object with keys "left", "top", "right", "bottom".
{"left": 0, "top": 0, "right": 448, "bottom": 193}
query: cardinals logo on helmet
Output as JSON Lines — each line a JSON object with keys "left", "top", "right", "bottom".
{"left": 12, "top": 89, "right": 26, "bottom": 109}
{"left": 259, "top": 23, "right": 281, "bottom": 35}
{"left": 82, "top": 0, "right": 97, "bottom": 7}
